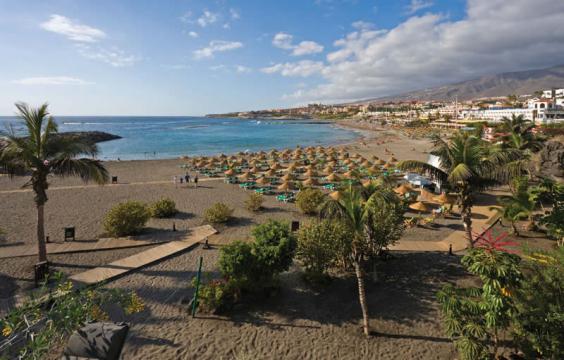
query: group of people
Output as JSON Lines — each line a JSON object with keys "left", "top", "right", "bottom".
{"left": 173, "top": 173, "right": 198, "bottom": 188}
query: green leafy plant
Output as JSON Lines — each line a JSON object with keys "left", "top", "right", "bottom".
{"left": 149, "top": 197, "right": 178, "bottom": 218}
{"left": 218, "top": 220, "right": 296, "bottom": 296}
{"left": 244, "top": 193, "right": 264, "bottom": 212}
{"left": 204, "top": 202, "right": 234, "bottom": 224}
{"left": 512, "top": 247, "right": 564, "bottom": 359}
{"left": 437, "top": 230, "right": 521, "bottom": 360}
{"left": 319, "top": 184, "right": 404, "bottom": 336}
{"left": 191, "top": 275, "right": 237, "bottom": 314}
{"left": 296, "top": 188, "right": 325, "bottom": 215}
{"left": 491, "top": 177, "right": 537, "bottom": 235}
{"left": 0, "top": 103, "right": 108, "bottom": 262}
{"left": 0, "top": 273, "right": 143, "bottom": 359}
{"left": 103, "top": 200, "right": 150, "bottom": 237}
{"left": 296, "top": 219, "right": 351, "bottom": 283}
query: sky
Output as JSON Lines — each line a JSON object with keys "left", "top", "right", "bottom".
{"left": 1, "top": 0, "right": 564, "bottom": 116}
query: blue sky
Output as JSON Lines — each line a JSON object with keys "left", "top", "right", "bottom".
{"left": 1, "top": 0, "right": 563, "bottom": 116}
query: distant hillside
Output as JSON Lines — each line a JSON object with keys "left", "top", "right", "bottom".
{"left": 359, "top": 64, "right": 564, "bottom": 103}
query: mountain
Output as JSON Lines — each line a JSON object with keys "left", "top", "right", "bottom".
{"left": 359, "top": 64, "right": 564, "bottom": 103}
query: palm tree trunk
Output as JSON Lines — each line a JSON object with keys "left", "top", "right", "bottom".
{"left": 36, "top": 204, "right": 47, "bottom": 262}
{"left": 353, "top": 258, "right": 370, "bottom": 336}
{"left": 462, "top": 206, "right": 473, "bottom": 248}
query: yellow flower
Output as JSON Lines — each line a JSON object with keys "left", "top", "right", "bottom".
{"left": 90, "top": 305, "right": 109, "bottom": 321}
{"left": 125, "top": 292, "right": 145, "bottom": 315}
{"left": 501, "top": 287, "right": 511, "bottom": 297}
{"left": 2, "top": 325, "right": 12, "bottom": 337}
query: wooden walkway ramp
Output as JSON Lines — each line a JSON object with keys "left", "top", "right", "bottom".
{"left": 0, "top": 236, "right": 175, "bottom": 259}
{"left": 69, "top": 225, "right": 217, "bottom": 287}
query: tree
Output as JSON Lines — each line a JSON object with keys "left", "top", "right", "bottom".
{"left": 319, "top": 185, "right": 403, "bottom": 336}
{"left": 437, "top": 230, "right": 521, "bottom": 359}
{"left": 398, "top": 132, "right": 517, "bottom": 248}
{"left": 0, "top": 103, "right": 108, "bottom": 262}
{"left": 499, "top": 114, "right": 544, "bottom": 153}
{"left": 491, "top": 177, "right": 537, "bottom": 235}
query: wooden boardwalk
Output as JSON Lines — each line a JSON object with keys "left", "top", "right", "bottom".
{"left": 0, "top": 236, "right": 176, "bottom": 259}
{"left": 69, "top": 225, "right": 217, "bottom": 287}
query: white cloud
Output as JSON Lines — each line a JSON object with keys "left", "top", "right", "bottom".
{"left": 180, "top": 11, "right": 192, "bottom": 24}
{"left": 235, "top": 65, "right": 251, "bottom": 73}
{"left": 197, "top": 10, "right": 218, "bottom": 27}
{"left": 188, "top": 31, "right": 199, "bottom": 38}
{"left": 406, "top": 0, "right": 433, "bottom": 14}
{"left": 287, "top": 0, "right": 564, "bottom": 103}
{"left": 261, "top": 60, "right": 324, "bottom": 77}
{"left": 40, "top": 14, "right": 105, "bottom": 42}
{"left": 77, "top": 45, "right": 141, "bottom": 67}
{"left": 292, "top": 41, "right": 324, "bottom": 56}
{"left": 230, "top": 8, "right": 240, "bottom": 20}
{"left": 11, "top": 76, "right": 92, "bottom": 85}
{"left": 272, "top": 32, "right": 324, "bottom": 56}
{"left": 272, "top": 32, "right": 294, "bottom": 50}
{"left": 193, "top": 40, "right": 243, "bottom": 59}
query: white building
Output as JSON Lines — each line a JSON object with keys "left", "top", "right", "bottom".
{"left": 542, "top": 88, "right": 564, "bottom": 98}
{"left": 460, "top": 108, "right": 535, "bottom": 122}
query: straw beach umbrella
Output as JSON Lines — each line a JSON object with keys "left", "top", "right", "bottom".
{"left": 282, "top": 173, "right": 295, "bottom": 181}
{"left": 376, "top": 159, "right": 386, "bottom": 166}
{"left": 326, "top": 173, "right": 341, "bottom": 182}
{"left": 394, "top": 183, "right": 413, "bottom": 195}
{"left": 256, "top": 177, "right": 270, "bottom": 185}
{"left": 264, "top": 169, "right": 277, "bottom": 177}
{"left": 302, "top": 178, "right": 319, "bottom": 186}
{"left": 329, "top": 190, "right": 342, "bottom": 201}
{"left": 433, "top": 193, "right": 455, "bottom": 205}
{"left": 409, "top": 201, "right": 430, "bottom": 213}
{"left": 238, "top": 172, "right": 253, "bottom": 181}
{"left": 224, "top": 169, "right": 235, "bottom": 176}
{"left": 277, "top": 181, "right": 295, "bottom": 191}
{"left": 305, "top": 169, "right": 318, "bottom": 177}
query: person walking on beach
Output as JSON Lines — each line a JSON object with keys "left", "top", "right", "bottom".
{"left": 185, "top": 173, "right": 190, "bottom": 183}
{"left": 179, "top": 176, "right": 183, "bottom": 185}
{"left": 194, "top": 175, "right": 198, "bottom": 188}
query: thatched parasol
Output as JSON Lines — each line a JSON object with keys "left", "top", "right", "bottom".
{"left": 389, "top": 156, "right": 398, "bottom": 163}
{"left": 256, "top": 177, "right": 270, "bottom": 185}
{"left": 238, "top": 172, "right": 253, "bottom": 181}
{"left": 326, "top": 173, "right": 341, "bottom": 182}
{"left": 224, "top": 169, "right": 235, "bottom": 176}
{"left": 343, "top": 170, "right": 358, "bottom": 179}
{"left": 376, "top": 159, "right": 386, "bottom": 165}
{"left": 362, "top": 179, "right": 374, "bottom": 187}
{"left": 329, "top": 191, "right": 342, "bottom": 201}
{"left": 270, "top": 163, "right": 283, "bottom": 170}
{"left": 282, "top": 173, "right": 295, "bottom": 181}
{"left": 409, "top": 201, "right": 430, "bottom": 212}
{"left": 264, "top": 169, "right": 277, "bottom": 177}
{"left": 302, "top": 178, "right": 319, "bottom": 186}
{"left": 394, "top": 183, "right": 413, "bottom": 195}
{"left": 305, "top": 169, "right": 318, "bottom": 177}
{"left": 277, "top": 181, "right": 295, "bottom": 191}
{"left": 433, "top": 193, "right": 455, "bottom": 204}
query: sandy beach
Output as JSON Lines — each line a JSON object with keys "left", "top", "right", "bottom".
{"left": 1, "top": 124, "right": 467, "bottom": 359}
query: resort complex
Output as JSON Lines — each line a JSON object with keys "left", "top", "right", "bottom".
{"left": 1, "top": 0, "right": 564, "bottom": 359}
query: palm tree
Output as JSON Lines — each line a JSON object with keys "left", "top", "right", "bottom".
{"left": 0, "top": 103, "right": 108, "bottom": 262}
{"left": 491, "top": 178, "right": 537, "bottom": 235}
{"left": 398, "top": 132, "right": 517, "bottom": 248}
{"left": 319, "top": 185, "right": 401, "bottom": 336}
{"left": 499, "top": 114, "right": 543, "bottom": 152}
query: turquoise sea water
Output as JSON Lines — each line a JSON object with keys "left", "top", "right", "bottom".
{"left": 0, "top": 116, "right": 360, "bottom": 160}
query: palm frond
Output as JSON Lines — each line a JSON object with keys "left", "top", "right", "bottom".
{"left": 49, "top": 158, "right": 109, "bottom": 184}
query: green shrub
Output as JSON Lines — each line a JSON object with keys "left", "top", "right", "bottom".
{"left": 296, "top": 188, "right": 325, "bottom": 215}
{"left": 245, "top": 193, "right": 264, "bottom": 212}
{"left": 150, "top": 198, "right": 178, "bottom": 218}
{"left": 204, "top": 202, "right": 234, "bottom": 224}
{"left": 296, "top": 220, "right": 351, "bottom": 282}
{"left": 218, "top": 220, "right": 297, "bottom": 293}
{"left": 103, "top": 201, "right": 150, "bottom": 237}
{"left": 191, "top": 275, "right": 237, "bottom": 314}
{"left": 512, "top": 247, "right": 564, "bottom": 359}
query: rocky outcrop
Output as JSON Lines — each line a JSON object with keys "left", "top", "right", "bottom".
{"left": 536, "top": 137, "right": 564, "bottom": 180}
{"left": 56, "top": 131, "right": 121, "bottom": 144}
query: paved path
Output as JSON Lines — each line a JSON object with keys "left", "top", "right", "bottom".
{"left": 0, "top": 177, "right": 221, "bottom": 194}
{"left": 389, "top": 205, "right": 498, "bottom": 253}
{"left": 69, "top": 225, "right": 217, "bottom": 287}
{"left": 0, "top": 236, "right": 178, "bottom": 259}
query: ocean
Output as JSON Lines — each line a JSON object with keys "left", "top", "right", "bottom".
{"left": 0, "top": 116, "right": 360, "bottom": 160}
